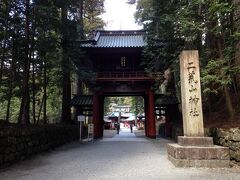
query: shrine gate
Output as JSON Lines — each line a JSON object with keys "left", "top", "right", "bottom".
{"left": 71, "top": 30, "right": 180, "bottom": 139}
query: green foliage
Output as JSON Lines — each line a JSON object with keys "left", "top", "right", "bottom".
{"left": 136, "top": 0, "right": 184, "bottom": 71}
{"left": 131, "top": 96, "right": 144, "bottom": 115}
{"left": 104, "top": 97, "right": 144, "bottom": 116}
{"left": 134, "top": 0, "right": 153, "bottom": 25}
{"left": 0, "top": 97, "right": 20, "bottom": 123}
{"left": 0, "top": 0, "right": 106, "bottom": 123}
{"left": 83, "top": 0, "right": 105, "bottom": 36}
{"left": 202, "top": 58, "right": 240, "bottom": 93}
{"left": 135, "top": 0, "right": 240, "bottom": 115}
{"left": 202, "top": 59, "right": 231, "bottom": 94}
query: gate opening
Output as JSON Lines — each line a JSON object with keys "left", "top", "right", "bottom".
{"left": 103, "top": 96, "right": 145, "bottom": 138}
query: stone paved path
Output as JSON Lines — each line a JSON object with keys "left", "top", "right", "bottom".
{"left": 1, "top": 127, "right": 240, "bottom": 180}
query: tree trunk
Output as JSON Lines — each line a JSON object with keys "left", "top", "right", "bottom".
{"left": 71, "top": 0, "right": 85, "bottom": 120}
{"left": 32, "top": 52, "right": 36, "bottom": 124}
{"left": 6, "top": 86, "right": 12, "bottom": 123}
{"left": 5, "top": 59, "right": 15, "bottom": 122}
{"left": 77, "top": 0, "right": 84, "bottom": 92}
{"left": 61, "top": 54, "right": 72, "bottom": 123}
{"left": 233, "top": 0, "right": 240, "bottom": 94}
{"left": 78, "top": 0, "right": 84, "bottom": 39}
{"left": 61, "top": 6, "right": 72, "bottom": 123}
{"left": 0, "top": 1, "right": 11, "bottom": 87}
{"left": 77, "top": 0, "right": 84, "bottom": 95}
{"left": 31, "top": 13, "right": 36, "bottom": 124}
{"left": 18, "top": 0, "right": 31, "bottom": 124}
{"left": 43, "top": 58, "right": 47, "bottom": 124}
{"left": 0, "top": 38, "right": 7, "bottom": 87}
{"left": 217, "top": 37, "right": 235, "bottom": 119}
{"left": 37, "top": 95, "right": 44, "bottom": 124}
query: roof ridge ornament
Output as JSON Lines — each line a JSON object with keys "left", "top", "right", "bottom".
{"left": 92, "top": 32, "right": 100, "bottom": 45}
{"left": 94, "top": 32, "right": 101, "bottom": 41}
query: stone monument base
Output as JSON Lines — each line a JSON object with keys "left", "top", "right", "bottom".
{"left": 167, "top": 136, "right": 230, "bottom": 168}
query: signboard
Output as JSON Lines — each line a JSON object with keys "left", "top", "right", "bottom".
{"left": 88, "top": 124, "right": 94, "bottom": 134}
{"left": 77, "top": 115, "right": 85, "bottom": 122}
{"left": 88, "top": 124, "right": 94, "bottom": 141}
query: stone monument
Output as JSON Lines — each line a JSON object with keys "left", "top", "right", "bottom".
{"left": 167, "top": 50, "right": 230, "bottom": 167}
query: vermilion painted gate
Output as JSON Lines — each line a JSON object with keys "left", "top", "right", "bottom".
{"left": 71, "top": 30, "right": 180, "bottom": 139}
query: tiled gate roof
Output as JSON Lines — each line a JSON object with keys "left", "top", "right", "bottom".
{"left": 71, "top": 95, "right": 93, "bottom": 107}
{"left": 81, "top": 30, "right": 146, "bottom": 48}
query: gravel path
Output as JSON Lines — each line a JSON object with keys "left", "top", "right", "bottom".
{"left": 1, "top": 128, "right": 240, "bottom": 180}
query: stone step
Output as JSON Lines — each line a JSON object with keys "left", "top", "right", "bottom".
{"left": 178, "top": 136, "right": 214, "bottom": 147}
{"left": 167, "top": 143, "right": 230, "bottom": 168}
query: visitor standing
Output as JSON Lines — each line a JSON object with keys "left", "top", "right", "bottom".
{"left": 116, "top": 122, "right": 120, "bottom": 134}
{"left": 130, "top": 123, "right": 133, "bottom": 133}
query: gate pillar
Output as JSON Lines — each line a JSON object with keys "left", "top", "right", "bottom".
{"left": 93, "top": 92, "right": 102, "bottom": 139}
{"left": 147, "top": 89, "right": 156, "bottom": 138}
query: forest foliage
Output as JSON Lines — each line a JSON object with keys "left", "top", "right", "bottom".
{"left": 0, "top": 0, "right": 239, "bottom": 125}
{"left": 104, "top": 96, "right": 144, "bottom": 116}
{"left": 134, "top": 0, "right": 240, "bottom": 120}
{"left": 0, "top": 0, "right": 105, "bottom": 124}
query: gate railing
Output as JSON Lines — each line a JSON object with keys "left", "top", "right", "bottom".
{"left": 97, "top": 71, "right": 148, "bottom": 79}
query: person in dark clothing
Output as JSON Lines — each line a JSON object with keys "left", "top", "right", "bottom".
{"left": 130, "top": 123, "right": 133, "bottom": 133}
{"left": 116, "top": 122, "right": 120, "bottom": 134}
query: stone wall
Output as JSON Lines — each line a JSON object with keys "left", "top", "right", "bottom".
{"left": 0, "top": 124, "right": 79, "bottom": 168}
{"left": 210, "top": 128, "right": 240, "bottom": 165}
{"left": 171, "top": 126, "right": 240, "bottom": 165}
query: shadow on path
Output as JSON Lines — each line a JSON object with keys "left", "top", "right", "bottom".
{"left": 1, "top": 131, "right": 240, "bottom": 180}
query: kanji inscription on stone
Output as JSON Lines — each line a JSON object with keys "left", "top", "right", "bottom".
{"left": 180, "top": 50, "right": 204, "bottom": 137}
